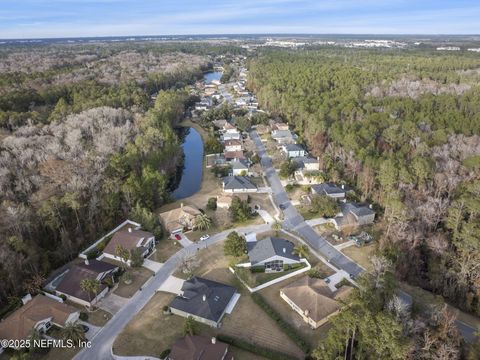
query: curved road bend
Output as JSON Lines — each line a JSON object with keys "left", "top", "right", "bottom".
{"left": 74, "top": 223, "right": 272, "bottom": 360}
{"left": 250, "top": 130, "right": 364, "bottom": 277}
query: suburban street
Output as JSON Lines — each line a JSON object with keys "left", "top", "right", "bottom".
{"left": 250, "top": 130, "right": 364, "bottom": 277}
{"left": 73, "top": 223, "right": 271, "bottom": 360}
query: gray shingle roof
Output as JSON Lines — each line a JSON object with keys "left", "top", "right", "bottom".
{"left": 311, "top": 183, "right": 345, "bottom": 196}
{"left": 247, "top": 237, "right": 300, "bottom": 265}
{"left": 340, "top": 202, "right": 375, "bottom": 218}
{"left": 230, "top": 159, "right": 248, "bottom": 170}
{"left": 271, "top": 130, "right": 293, "bottom": 138}
{"left": 169, "top": 277, "right": 237, "bottom": 323}
{"left": 283, "top": 144, "right": 304, "bottom": 152}
{"left": 222, "top": 176, "right": 257, "bottom": 190}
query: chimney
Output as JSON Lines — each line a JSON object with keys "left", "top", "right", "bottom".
{"left": 128, "top": 227, "right": 132, "bottom": 233}
{"left": 22, "top": 293, "right": 32, "bottom": 305}
{"left": 203, "top": 294, "right": 206, "bottom": 302}
{"left": 369, "top": 204, "right": 373, "bottom": 209}
{"left": 283, "top": 248, "right": 286, "bottom": 253}
{"left": 211, "top": 337, "right": 217, "bottom": 344}
{"left": 304, "top": 309, "right": 309, "bottom": 316}
{"left": 341, "top": 184, "right": 345, "bottom": 189}
{"left": 85, "top": 259, "right": 89, "bottom": 266}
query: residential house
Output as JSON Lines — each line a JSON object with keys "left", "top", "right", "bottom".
{"left": 169, "top": 277, "right": 238, "bottom": 328}
{"left": 280, "top": 276, "right": 352, "bottom": 329}
{"left": 169, "top": 335, "right": 233, "bottom": 360}
{"left": 272, "top": 122, "right": 289, "bottom": 131}
{"left": 282, "top": 144, "right": 306, "bottom": 158}
{"left": 222, "top": 122, "right": 237, "bottom": 133}
{"left": 291, "top": 156, "right": 320, "bottom": 171}
{"left": 222, "top": 176, "right": 257, "bottom": 193}
{"left": 271, "top": 129, "right": 296, "bottom": 144}
{"left": 222, "top": 132, "right": 242, "bottom": 142}
{"left": 311, "top": 183, "right": 346, "bottom": 200}
{"left": 55, "top": 259, "right": 118, "bottom": 307}
{"left": 0, "top": 294, "right": 80, "bottom": 344}
{"left": 224, "top": 150, "right": 245, "bottom": 161}
{"left": 216, "top": 194, "right": 249, "bottom": 209}
{"left": 159, "top": 204, "right": 202, "bottom": 235}
{"left": 103, "top": 227, "right": 155, "bottom": 264}
{"left": 224, "top": 139, "right": 242, "bottom": 152}
{"left": 332, "top": 202, "right": 375, "bottom": 230}
{"left": 245, "top": 237, "right": 301, "bottom": 272}
{"left": 230, "top": 158, "right": 250, "bottom": 176}
{"left": 212, "top": 119, "right": 228, "bottom": 129}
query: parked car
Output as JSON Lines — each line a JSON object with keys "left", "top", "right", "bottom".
{"left": 279, "top": 204, "right": 286, "bottom": 210}
{"left": 174, "top": 234, "right": 181, "bottom": 240}
{"left": 81, "top": 324, "right": 89, "bottom": 333}
{"left": 200, "top": 234, "right": 210, "bottom": 241}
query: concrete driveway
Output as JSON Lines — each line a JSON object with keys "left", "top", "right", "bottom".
{"left": 98, "top": 292, "right": 129, "bottom": 314}
{"left": 78, "top": 320, "right": 102, "bottom": 340}
{"left": 178, "top": 233, "right": 193, "bottom": 247}
{"left": 257, "top": 209, "right": 275, "bottom": 224}
{"left": 157, "top": 275, "right": 185, "bottom": 295}
{"left": 143, "top": 258, "right": 163, "bottom": 272}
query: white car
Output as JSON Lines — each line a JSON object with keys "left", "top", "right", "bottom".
{"left": 200, "top": 234, "right": 210, "bottom": 241}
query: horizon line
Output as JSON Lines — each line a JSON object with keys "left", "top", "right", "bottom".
{"left": 2, "top": 32, "right": 480, "bottom": 42}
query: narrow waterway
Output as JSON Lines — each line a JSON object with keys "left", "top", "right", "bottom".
{"left": 171, "top": 127, "right": 204, "bottom": 200}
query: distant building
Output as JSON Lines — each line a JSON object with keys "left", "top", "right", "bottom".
{"left": 333, "top": 202, "right": 375, "bottom": 230}
{"left": 311, "top": 183, "right": 347, "bottom": 200}
{"left": 282, "top": 144, "right": 306, "bottom": 158}
{"left": 271, "top": 129, "right": 296, "bottom": 144}
{"left": 224, "top": 139, "right": 242, "bottom": 152}
{"left": 159, "top": 204, "right": 201, "bottom": 235}
{"left": 291, "top": 156, "right": 320, "bottom": 171}
{"left": 230, "top": 158, "right": 250, "bottom": 176}
{"left": 222, "top": 176, "right": 257, "bottom": 193}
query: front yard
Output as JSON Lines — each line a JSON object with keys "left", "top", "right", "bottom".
{"left": 341, "top": 243, "right": 376, "bottom": 272}
{"left": 149, "top": 238, "right": 182, "bottom": 262}
{"left": 114, "top": 266, "right": 154, "bottom": 298}
{"left": 117, "top": 241, "right": 306, "bottom": 359}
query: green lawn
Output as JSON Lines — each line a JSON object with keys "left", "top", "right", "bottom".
{"left": 234, "top": 264, "right": 307, "bottom": 288}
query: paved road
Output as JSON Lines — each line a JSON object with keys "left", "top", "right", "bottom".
{"left": 250, "top": 130, "right": 363, "bottom": 277}
{"left": 250, "top": 130, "right": 478, "bottom": 342}
{"left": 74, "top": 223, "right": 271, "bottom": 360}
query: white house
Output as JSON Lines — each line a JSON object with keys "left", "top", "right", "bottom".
{"left": 282, "top": 144, "right": 306, "bottom": 158}
{"left": 242, "top": 237, "right": 302, "bottom": 272}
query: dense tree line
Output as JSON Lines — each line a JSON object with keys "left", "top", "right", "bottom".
{"left": 0, "top": 90, "right": 187, "bottom": 306}
{"left": 249, "top": 49, "right": 480, "bottom": 354}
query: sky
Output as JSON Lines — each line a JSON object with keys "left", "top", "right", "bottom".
{"left": 1, "top": 0, "right": 480, "bottom": 39}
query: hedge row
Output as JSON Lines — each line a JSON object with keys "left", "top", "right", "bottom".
{"left": 216, "top": 334, "right": 297, "bottom": 360}
{"left": 251, "top": 293, "right": 310, "bottom": 353}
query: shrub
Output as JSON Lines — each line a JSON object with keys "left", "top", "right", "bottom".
{"left": 216, "top": 334, "right": 296, "bottom": 360}
{"left": 86, "top": 249, "right": 99, "bottom": 259}
{"left": 251, "top": 293, "right": 310, "bottom": 353}
{"left": 159, "top": 349, "right": 171, "bottom": 359}
{"left": 79, "top": 312, "right": 88, "bottom": 321}
{"left": 206, "top": 197, "right": 217, "bottom": 211}
{"left": 251, "top": 266, "right": 265, "bottom": 273}
{"left": 59, "top": 294, "right": 67, "bottom": 301}
{"left": 103, "top": 278, "right": 114, "bottom": 288}
{"left": 307, "top": 267, "right": 327, "bottom": 279}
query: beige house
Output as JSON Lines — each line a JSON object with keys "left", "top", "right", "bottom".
{"left": 0, "top": 294, "right": 79, "bottom": 343}
{"left": 280, "top": 276, "right": 352, "bottom": 329}
{"left": 216, "top": 194, "right": 249, "bottom": 209}
{"left": 159, "top": 203, "right": 201, "bottom": 235}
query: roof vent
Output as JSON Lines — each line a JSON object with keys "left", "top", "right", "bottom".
{"left": 85, "top": 259, "right": 89, "bottom": 266}
{"left": 211, "top": 337, "right": 217, "bottom": 344}
{"left": 22, "top": 293, "right": 32, "bottom": 305}
{"left": 283, "top": 248, "right": 286, "bottom": 253}
{"left": 202, "top": 294, "right": 206, "bottom": 302}
{"left": 128, "top": 227, "right": 132, "bottom": 233}
{"left": 341, "top": 184, "right": 345, "bottom": 189}
{"left": 369, "top": 204, "right": 373, "bottom": 209}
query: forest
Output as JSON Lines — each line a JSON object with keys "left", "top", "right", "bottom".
{"left": 0, "top": 42, "right": 215, "bottom": 311}
{"left": 248, "top": 48, "right": 480, "bottom": 358}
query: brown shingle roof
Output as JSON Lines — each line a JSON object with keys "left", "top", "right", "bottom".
{"left": 169, "top": 335, "right": 232, "bottom": 360}
{"left": 224, "top": 150, "right": 245, "bottom": 160}
{"left": 159, "top": 205, "right": 201, "bottom": 233}
{"left": 0, "top": 295, "right": 79, "bottom": 341}
{"left": 103, "top": 228, "right": 154, "bottom": 256}
{"left": 281, "top": 276, "right": 352, "bottom": 322}
{"left": 55, "top": 263, "right": 112, "bottom": 302}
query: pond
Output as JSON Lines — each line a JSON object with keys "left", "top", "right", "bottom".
{"left": 171, "top": 127, "right": 204, "bottom": 200}
{"left": 204, "top": 71, "right": 223, "bottom": 84}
